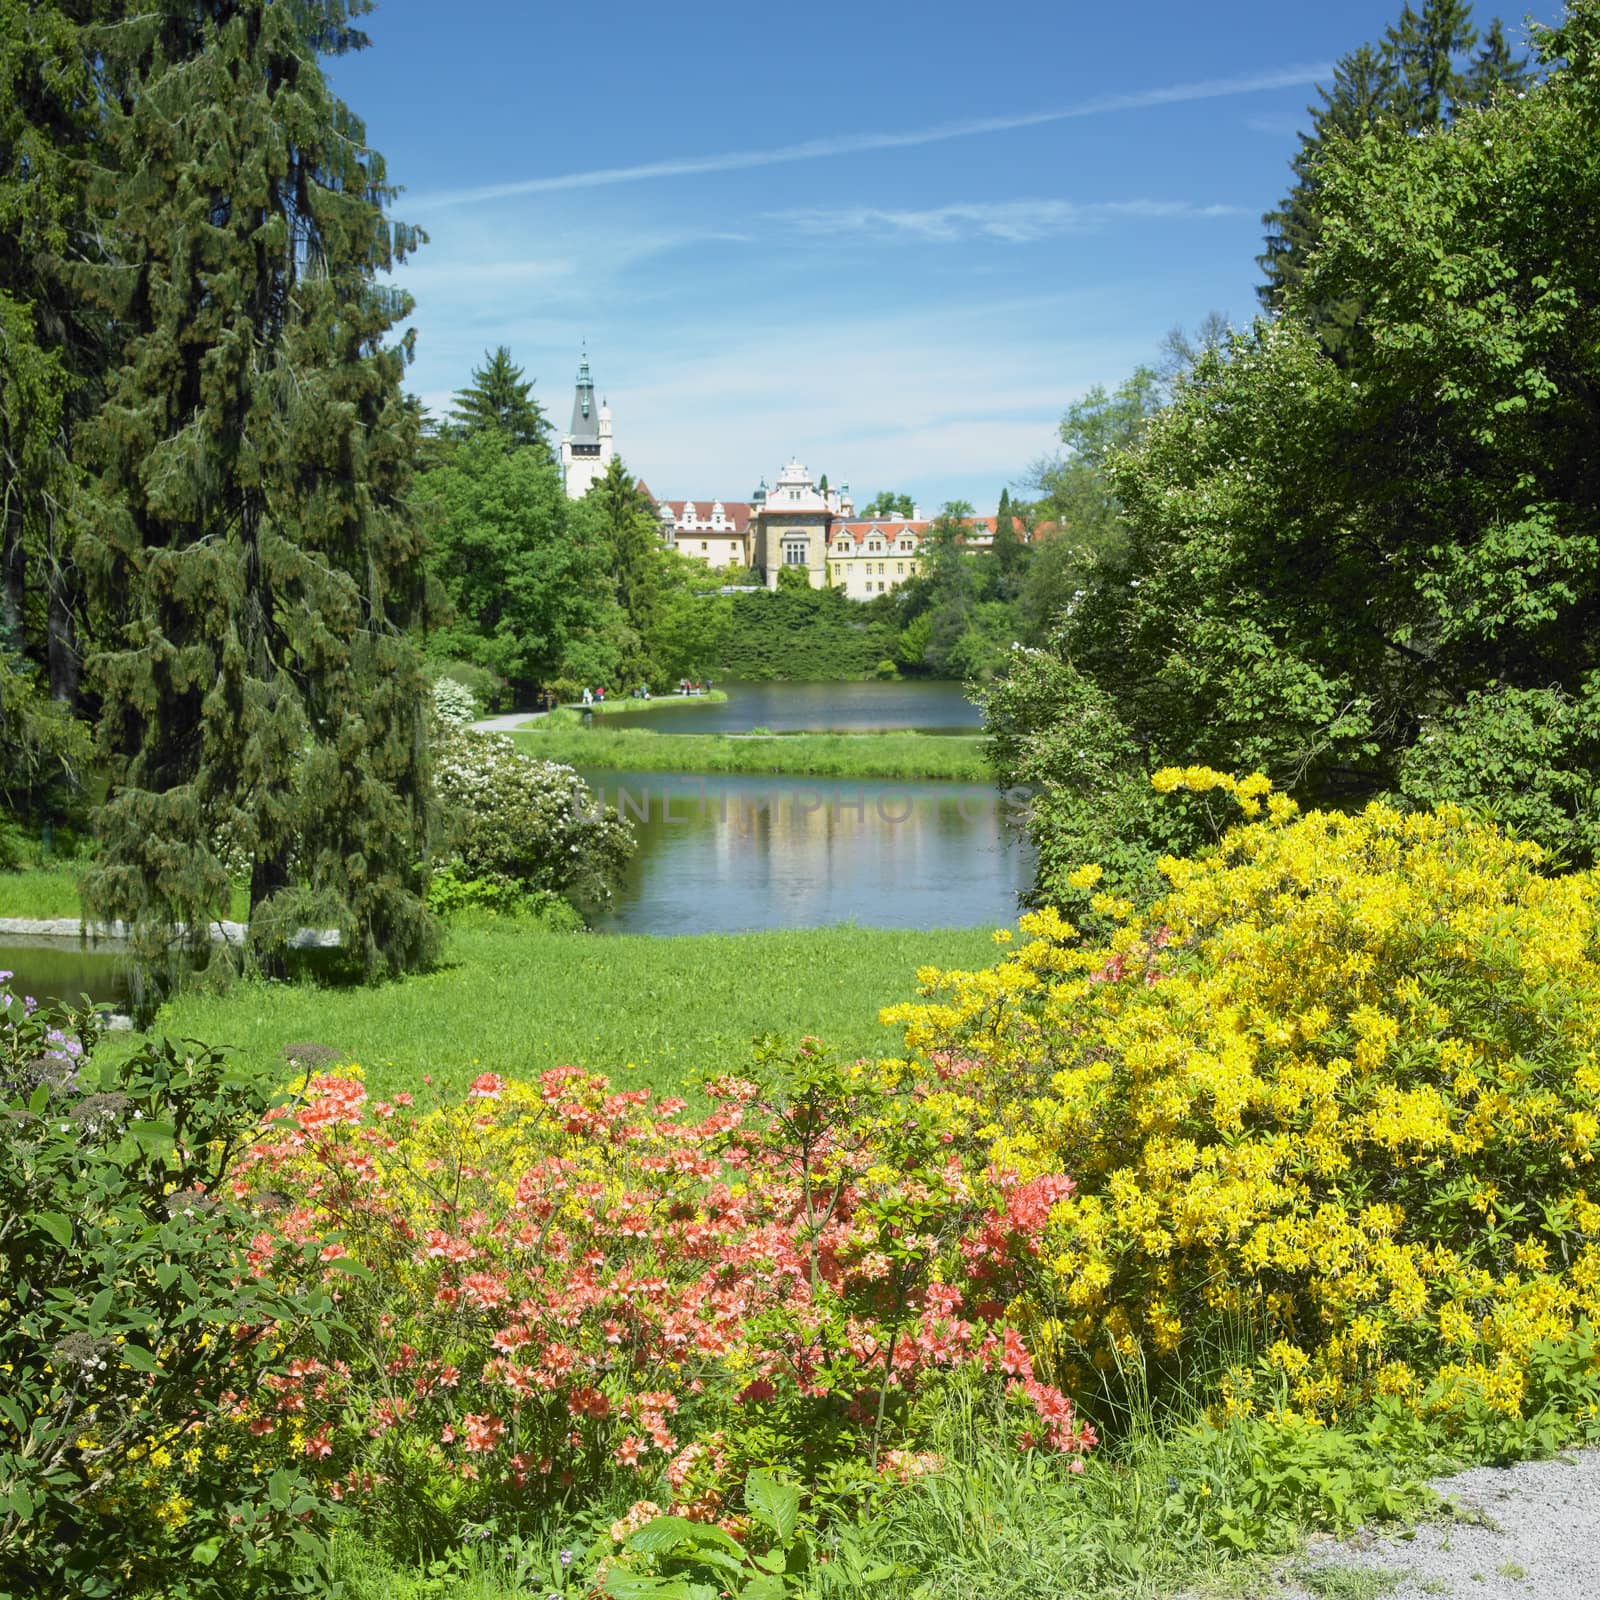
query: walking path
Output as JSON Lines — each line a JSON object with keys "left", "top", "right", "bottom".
{"left": 1279, "top": 1450, "right": 1600, "bottom": 1600}
{"left": 470, "top": 710, "right": 543, "bottom": 734}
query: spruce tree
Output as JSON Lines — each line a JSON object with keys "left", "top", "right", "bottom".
{"left": 1258, "top": 2, "right": 1530, "bottom": 322}
{"left": 77, "top": 0, "right": 438, "bottom": 1001}
{"left": 1463, "top": 18, "right": 1536, "bottom": 106}
{"left": 448, "top": 345, "right": 552, "bottom": 457}
{"left": 1385, "top": 0, "right": 1479, "bottom": 125}
{"left": 1, "top": 0, "right": 97, "bottom": 723}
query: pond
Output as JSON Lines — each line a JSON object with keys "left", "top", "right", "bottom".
{"left": 0, "top": 936, "right": 133, "bottom": 1011}
{"left": 596, "top": 679, "right": 981, "bottom": 735}
{"left": 574, "top": 769, "right": 1031, "bottom": 935}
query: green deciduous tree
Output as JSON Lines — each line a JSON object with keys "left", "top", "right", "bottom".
{"left": 418, "top": 435, "right": 605, "bottom": 690}
{"left": 862, "top": 490, "right": 915, "bottom": 519}
{"left": 1257, "top": 1, "right": 1532, "bottom": 324}
{"left": 77, "top": 0, "right": 438, "bottom": 998}
{"left": 991, "top": 3, "right": 1600, "bottom": 885}
{"left": 447, "top": 345, "right": 552, "bottom": 458}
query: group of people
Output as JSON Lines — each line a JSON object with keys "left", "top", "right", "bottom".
{"left": 574, "top": 679, "right": 711, "bottom": 707}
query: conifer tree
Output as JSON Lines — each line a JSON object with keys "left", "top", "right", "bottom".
{"left": 77, "top": 0, "right": 438, "bottom": 1000}
{"left": 992, "top": 487, "right": 1024, "bottom": 576}
{"left": 448, "top": 345, "right": 551, "bottom": 457}
{"left": 1464, "top": 17, "right": 1534, "bottom": 105}
{"left": 586, "top": 454, "right": 664, "bottom": 641}
{"left": 1258, "top": 2, "right": 1531, "bottom": 322}
{"left": 1, "top": 0, "right": 97, "bottom": 727}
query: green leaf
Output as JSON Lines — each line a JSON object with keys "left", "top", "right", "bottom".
{"left": 191, "top": 1537, "right": 223, "bottom": 1566}
{"left": 745, "top": 1471, "right": 800, "bottom": 1544}
{"left": 5, "top": 1485, "right": 33, "bottom": 1522}
{"left": 628, "top": 1516, "right": 742, "bottom": 1558}
{"left": 604, "top": 1572, "right": 699, "bottom": 1599}
{"left": 31, "top": 1212, "right": 73, "bottom": 1249}
{"left": 740, "top": 1579, "right": 788, "bottom": 1600}
{"left": 119, "top": 1343, "right": 159, "bottom": 1373}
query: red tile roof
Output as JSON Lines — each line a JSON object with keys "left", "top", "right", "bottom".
{"left": 657, "top": 498, "right": 753, "bottom": 533}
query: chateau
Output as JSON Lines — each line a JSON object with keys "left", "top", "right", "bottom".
{"left": 559, "top": 352, "right": 613, "bottom": 499}
{"left": 559, "top": 359, "right": 1011, "bottom": 597}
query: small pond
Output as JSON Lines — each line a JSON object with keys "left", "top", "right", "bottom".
{"left": 595, "top": 679, "right": 982, "bottom": 736}
{"left": 0, "top": 937, "right": 134, "bottom": 1011}
{"left": 575, "top": 769, "right": 1031, "bottom": 935}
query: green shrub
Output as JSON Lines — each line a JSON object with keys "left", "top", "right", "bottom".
{"left": 718, "top": 587, "right": 895, "bottom": 680}
{"left": 432, "top": 728, "right": 633, "bottom": 913}
{"left": 424, "top": 863, "right": 584, "bottom": 927}
{"left": 0, "top": 983, "right": 335, "bottom": 1598}
{"left": 431, "top": 658, "right": 510, "bottom": 714}
{"left": 430, "top": 676, "right": 479, "bottom": 726}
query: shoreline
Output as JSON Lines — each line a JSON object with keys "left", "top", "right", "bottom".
{"left": 509, "top": 727, "right": 990, "bottom": 782}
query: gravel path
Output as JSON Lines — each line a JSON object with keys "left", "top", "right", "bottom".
{"left": 470, "top": 711, "right": 543, "bottom": 733}
{"left": 1280, "top": 1450, "right": 1600, "bottom": 1600}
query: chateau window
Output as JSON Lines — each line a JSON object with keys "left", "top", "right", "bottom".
{"left": 783, "top": 542, "right": 807, "bottom": 566}
{"left": 896, "top": 563, "right": 904, "bottom": 575}
{"left": 877, "top": 563, "right": 885, "bottom": 575}
{"left": 701, "top": 541, "right": 708, "bottom": 551}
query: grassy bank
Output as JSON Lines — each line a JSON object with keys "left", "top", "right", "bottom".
{"left": 98, "top": 920, "right": 1003, "bottom": 1102}
{"left": 513, "top": 726, "right": 991, "bottom": 782}
{"left": 0, "top": 866, "right": 251, "bottom": 923}
{"left": 580, "top": 688, "right": 728, "bottom": 717}
{"left": 0, "top": 864, "right": 87, "bottom": 919}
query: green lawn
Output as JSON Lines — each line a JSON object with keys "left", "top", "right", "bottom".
{"left": 99, "top": 921, "right": 1005, "bottom": 1102}
{"left": 0, "top": 866, "right": 250, "bottom": 923}
{"left": 511, "top": 726, "right": 991, "bottom": 782}
{"left": 0, "top": 864, "right": 87, "bottom": 919}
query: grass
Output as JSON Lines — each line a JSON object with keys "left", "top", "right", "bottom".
{"left": 581, "top": 688, "right": 728, "bottom": 716}
{"left": 0, "top": 866, "right": 250, "bottom": 923}
{"left": 510, "top": 726, "right": 991, "bottom": 782}
{"left": 97, "top": 919, "right": 1005, "bottom": 1102}
{"left": 0, "top": 864, "right": 88, "bottom": 919}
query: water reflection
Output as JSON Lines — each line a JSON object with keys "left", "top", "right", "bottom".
{"left": 597, "top": 679, "right": 982, "bottom": 735}
{"left": 577, "top": 770, "right": 1029, "bottom": 935}
{"left": 0, "top": 937, "right": 133, "bottom": 1010}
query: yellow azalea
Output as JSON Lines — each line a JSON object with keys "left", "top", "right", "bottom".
{"left": 888, "top": 779, "right": 1600, "bottom": 1425}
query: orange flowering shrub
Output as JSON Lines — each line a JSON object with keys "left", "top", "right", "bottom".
{"left": 229, "top": 1042, "right": 1093, "bottom": 1546}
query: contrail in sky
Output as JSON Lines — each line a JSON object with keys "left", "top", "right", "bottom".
{"left": 410, "top": 63, "right": 1331, "bottom": 210}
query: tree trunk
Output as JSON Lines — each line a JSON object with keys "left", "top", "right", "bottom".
{"left": 46, "top": 563, "right": 79, "bottom": 704}
{"left": 1, "top": 502, "right": 25, "bottom": 646}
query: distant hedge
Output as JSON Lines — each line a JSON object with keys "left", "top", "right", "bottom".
{"left": 716, "top": 586, "right": 895, "bottom": 680}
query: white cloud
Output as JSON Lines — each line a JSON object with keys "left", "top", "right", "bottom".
{"left": 769, "top": 198, "right": 1244, "bottom": 244}
{"left": 592, "top": 297, "right": 1150, "bottom": 505}
{"left": 407, "top": 62, "right": 1333, "bottom": 210}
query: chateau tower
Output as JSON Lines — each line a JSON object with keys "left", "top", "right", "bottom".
{"left": 752, "top": 459, "right": 833, "bottom": 589}
{"left": 560, "top": 351, "right": 614, "bottom": 499}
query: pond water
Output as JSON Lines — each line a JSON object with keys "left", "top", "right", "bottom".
{"left": 575, "top": 769, "right": 1031, "bottom": 935}
{"left": 0, "top": 937, "right": 133, "bottom": 1010}
{"left": 597, "top": 679, "right": 981, "bottom": 735}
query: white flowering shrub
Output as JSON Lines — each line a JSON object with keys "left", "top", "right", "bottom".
{"left": 431, "top": 728, "right": 633, "bottom": 911}
{"left": 431, "top": 676, "right": 478, "bottom": 727}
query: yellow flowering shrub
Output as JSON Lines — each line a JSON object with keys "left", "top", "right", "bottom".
{"left": 885, "top": 772, "right": 1600, "bottom": 1427}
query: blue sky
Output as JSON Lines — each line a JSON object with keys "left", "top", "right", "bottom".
{"left": 331, "top": 0, "right": 1561, "bottom": 515}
